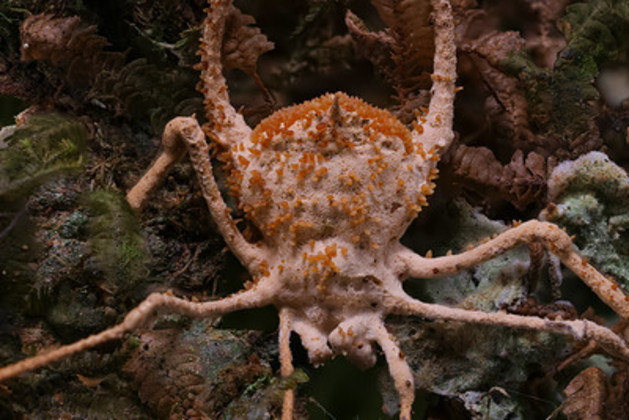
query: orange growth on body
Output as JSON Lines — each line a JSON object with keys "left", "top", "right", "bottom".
{"left": 251, "top": 93, "right": 415, "bottom": 154}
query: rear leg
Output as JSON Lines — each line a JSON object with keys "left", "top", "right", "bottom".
{"left": 387, "top": 294, "right": 629, "bottom": 361}
{"left": 279, "top": 308, "right": 295, "bottom": 420}
{"left": 395, "top": 220, "right": 629, "bottom": 318}
{"left": 0, "top": 286, "right": 273, "bottom": 382}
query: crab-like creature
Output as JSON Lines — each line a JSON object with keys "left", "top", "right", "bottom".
{"left": 2, "top": 0, "right": 629, "bottom": 418}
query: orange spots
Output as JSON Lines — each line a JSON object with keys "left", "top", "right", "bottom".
{"left": 249, "top": 170, "right": 265, "bottom": 189}
{"left": 344, "top": 172, "right": 360, "bottom": 187}
{"left": 258, "top": 260, "right": 270, "bottom": 277}
{"left": 302, "top": 242, "right": 341, "bottom": 288}
{"left": 412, "top": 121, "right": 424, "bottom": 134}
{"left": 315, "top": 167, "right": 328, "bottom": 177}
{"left": 325, "top": 243, "right": 338, "bottom": 258}
{"left": 237, "top": 155, "right": 250, "bottom": 168}
{"left": 227, "top": 168, "right": 243, "bottom": 198}
{"left": 421, "top": 184, "right": 434, "bottom": 195}
{"left": 251, "top": 93, "right": 414, "bottom": 154}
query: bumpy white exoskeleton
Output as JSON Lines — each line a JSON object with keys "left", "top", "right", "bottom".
{"left": 2, "top": 1, "right": 629, "bottom": 419}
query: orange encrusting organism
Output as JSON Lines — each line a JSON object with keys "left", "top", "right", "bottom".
{"left": 251, "top": 93, "right": 415, "bottom": 154}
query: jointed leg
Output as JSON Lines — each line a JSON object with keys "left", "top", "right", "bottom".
{"left": 126, "top": 119, "right": 187, "bottom": 210}
{"left": 394, "top": 220, "right": 629, "bottom": 318}
{"left": 387, "top": 293, "right": 629, "bottom": 361}
{"left": 370, "top": 320, "right": 415, "bottom": 420}
{"left": 197, "top": 0, "right": 251, "bottom": 146}
{"left": 0, "top": 286, "right": 271, "bottom": 382}
{"left": 279, "top": 308, "right": 295, "bottom": 420}
{"left": 414, "top": 0, "right": 457, "bottom": 153}
{"left": 126, "top": 117, "right": 268, "bottom": 272}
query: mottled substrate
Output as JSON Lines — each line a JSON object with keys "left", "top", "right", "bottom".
{"left": 545, "top": 151, "right": 629, "bottom": 295}
{"left": 123, "top": 320, "right": 283, "bottom": 418}
{"left": 387, "top": 197, "right": 569, "bottom": 418}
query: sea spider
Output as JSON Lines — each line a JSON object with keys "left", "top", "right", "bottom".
{"left": 2, "top": 0, "right": 629, "bottom": 418}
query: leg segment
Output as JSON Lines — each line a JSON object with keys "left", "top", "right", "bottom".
{"left": 279, "top": 308, "right": 295, "bottom": 420}
{"left": 394, "top": 220, "right": 629, "bottom": 318}
{"left": 387, "top": 293, "right": 629, "bottom": 361}
{"left": 126, "top": 119, "right": 187, "bottom": 210}
{"left": 371, "top": 320, "right": 415, "bottom": 420}
{"left": 291, "top": 316, "right": 333, "bottom": 366}
{"left": 327, "top": 315, "right": 415, "bottom": 419}
{"left": 0, "top": 287, "right": 271, "bottom": 382}
{"left": 127, "top": 117, "right": 268, "bottom": 272}
{"left": 412, "top": 0, "right": 457, "bottom": 156}
{"left": 197, "top": 0, "right": 251, "bottom": 146}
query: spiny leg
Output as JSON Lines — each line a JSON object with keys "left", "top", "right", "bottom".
{"left": 279, "top": 308, "right": 295, "bottom": 420}
{"left": 0, "top": 286, "right": 272, "bottom": 382}
{"left": 394, "top": 220, "right": 629, "bottom": 318}
{"left": 414, "top": 0, "right": 457, "bottom": 153}
{"left": 370, "top": 320, "right": 415, "bottom": 420}
{"left": 411, "top": 0, "right": 457, "bottom": 202}
{"left": 127, "top": 116, "right": 267, "bottom": 272}
{"left": 386, "top": 293, "right": 629, "bottom": 361}
{"left": 126, "top": 0, "right": 251, "bottom": 209}
{"left": 197, "top": 0, "right": 251, "bottom": 146}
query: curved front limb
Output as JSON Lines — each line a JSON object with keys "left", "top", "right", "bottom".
{"left": 394, "top": 220, "right": 629, "bottom": 318}
{"left": 279, "top": 308, "right": 295, "bottom": 420}
{"left": 388, "top": 294, "right": 629, "bottom": 362}
{"left": 197, "top": 0, "right": 251, "bottom": 146}
{"left": 413, "top": 0, "right": 457, "bottom": 154}
{"left": 371, "top": 320, "right": 414, "bottom": 420}
{"left": 128, "top": 116, "right": 268, "bottom": 271}
{"left": 0, "top": 286, "right": 273, "bottom": 382}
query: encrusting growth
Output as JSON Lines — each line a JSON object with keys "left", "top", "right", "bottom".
{"left": 1, "top": 0, "right": 629, "bottom": 419}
